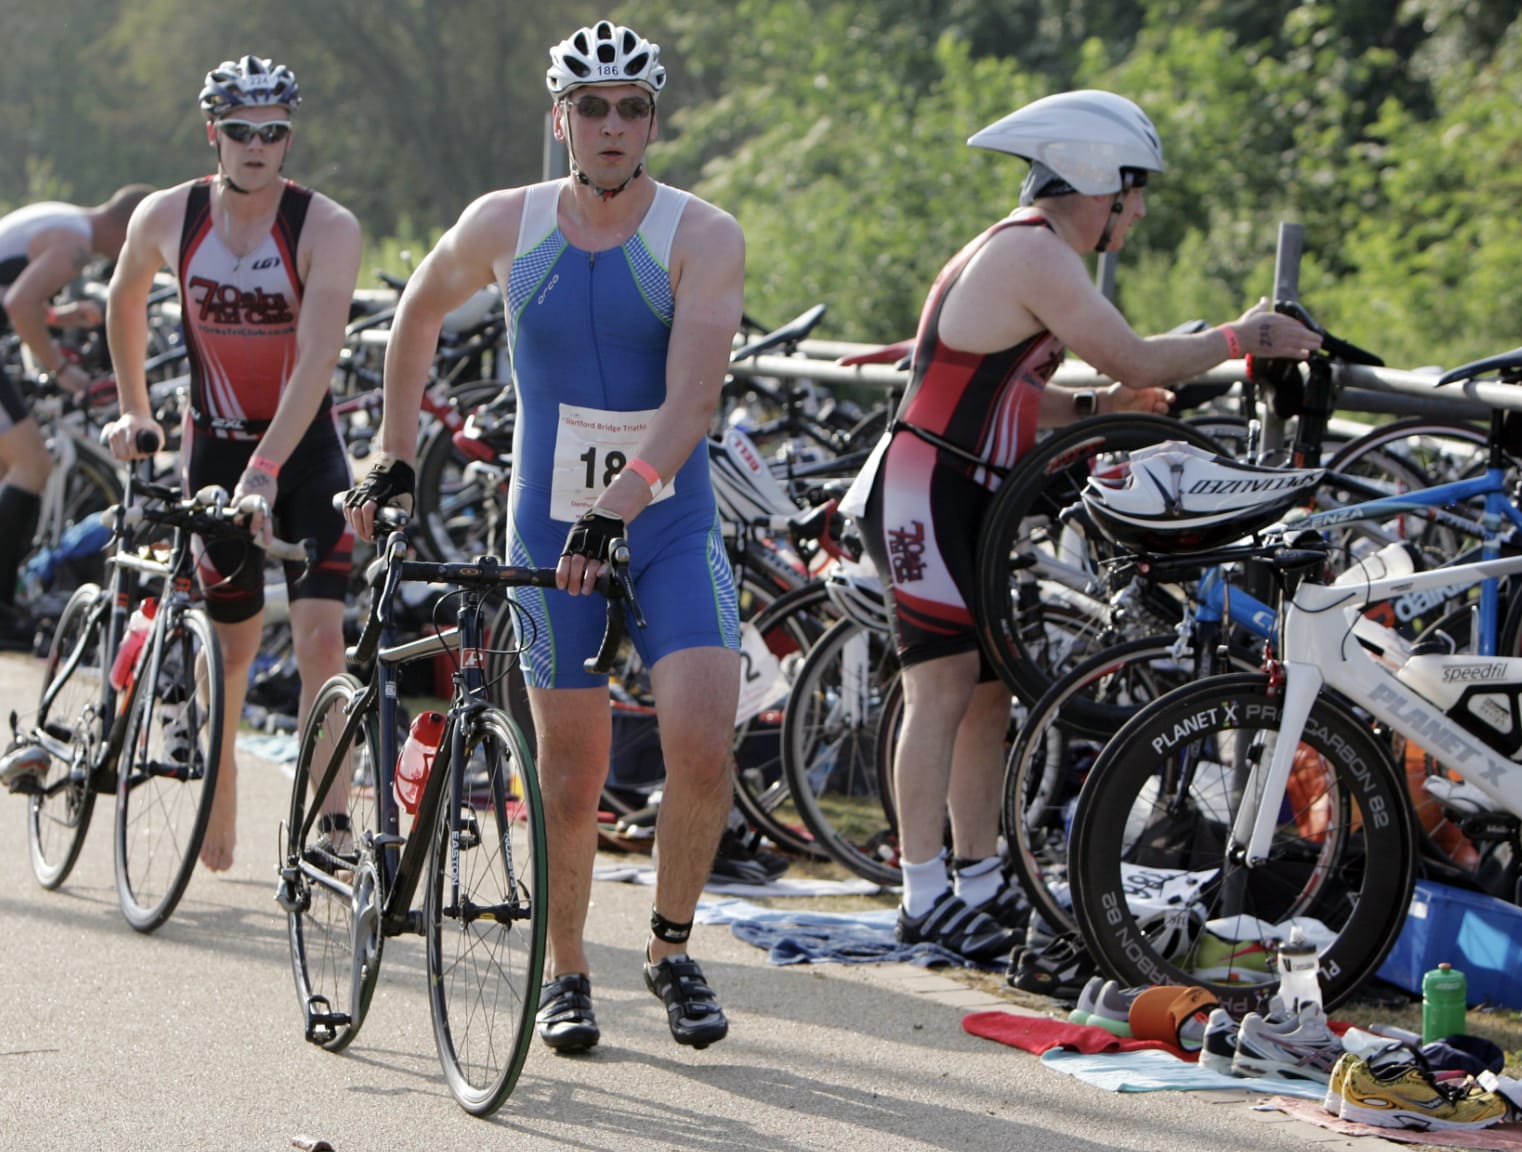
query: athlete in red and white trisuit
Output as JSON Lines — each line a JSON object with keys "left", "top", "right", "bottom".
{"left": 104, "top": 55, "right": 361, "bottom": 872}
{"left": 857, "top": 90, "right": 1323, "bottom": 965}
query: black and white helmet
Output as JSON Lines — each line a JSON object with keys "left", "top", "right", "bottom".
{"left": 968, "top": 89, "right": 1164, "bottom": 199}
{"left": 1081, "top": 441, "right": 1323, "bottom": 553}
{"left": 546, "top": 21, "right": 666, "bottom": 98}
{"left": 199, "top": 55, "right": 301, "bottom": 118}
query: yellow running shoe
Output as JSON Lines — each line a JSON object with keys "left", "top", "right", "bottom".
{"left": 1339, "top": 1054, "right": 1509, "bottom": 1132}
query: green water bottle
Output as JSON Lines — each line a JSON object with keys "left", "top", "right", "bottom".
{"left": 1421, "top": 962, "right": 1467, "bottom": 1043}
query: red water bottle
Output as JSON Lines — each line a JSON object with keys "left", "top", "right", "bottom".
{"left": 109, "top": 597, "right": 158, "bottom": 690}
{"left": 395, "top": 710, "right": 445, "bottom": 814}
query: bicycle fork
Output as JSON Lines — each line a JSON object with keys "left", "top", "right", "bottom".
{"left": 1229, "top": 658, "right": 1325, "bottom": 866}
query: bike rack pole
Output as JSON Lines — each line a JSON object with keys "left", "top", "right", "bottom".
{"left": 1260, "top": 221, "right": 1304, "bottom": 458}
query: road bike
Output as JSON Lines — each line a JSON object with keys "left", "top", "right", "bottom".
{"left": 1062, "top": 344, "right": 1522, "bottom": 1014}
{"left": 8, "top": 446, "right": 309, "bottom": 931}
{"left": 277, "top": 509, "right": 636, "bottom": 1116}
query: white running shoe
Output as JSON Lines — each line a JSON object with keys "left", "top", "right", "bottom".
{"left": 1231, "top": 1001, "right": 1344, "bottom": 1083}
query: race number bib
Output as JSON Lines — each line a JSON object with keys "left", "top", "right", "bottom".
{"left": 550, "top": 404, "right": 676, "bottom": 520}
{"left": 735, "top": 621, "right": 787, "bottom": 726}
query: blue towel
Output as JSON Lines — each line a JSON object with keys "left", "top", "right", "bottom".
{"left": 1040, "top": 1048, "right": 1328, "bottom": 1098}
{"left": 703, "top": 899, "right": 992, "bottom": 969}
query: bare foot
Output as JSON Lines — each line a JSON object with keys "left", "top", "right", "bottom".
{"left": 199, "top": 778, "right": 237, "bottom": 872}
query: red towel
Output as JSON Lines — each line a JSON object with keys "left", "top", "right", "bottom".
{"left": 962, "top": 1010, "right": 1192, "bottom": 1060}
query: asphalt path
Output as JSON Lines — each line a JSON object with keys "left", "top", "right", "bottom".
{"left": 0, "top": 649, "right": 1403, "bottom": 1152}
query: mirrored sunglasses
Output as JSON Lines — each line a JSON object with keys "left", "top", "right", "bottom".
{"left": 217, "top": 119, "right": 293, "bottom": 145}
{"left": 569, "top": 95, "right": 653, "bottom": 122}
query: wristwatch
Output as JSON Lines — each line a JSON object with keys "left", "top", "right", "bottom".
{"left": 1073, "top": 389, "right": 1098, "bottom": 418}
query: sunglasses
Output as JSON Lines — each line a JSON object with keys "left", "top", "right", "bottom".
{"left": 568, "top": 94, "right": 653, "bottom": 122}
{"left": 217, "top": 119, "right": 293, "bottom": 145}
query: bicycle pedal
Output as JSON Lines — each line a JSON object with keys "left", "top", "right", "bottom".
{"left": 369, "top": 832, "right": 406, "bottom": 849}
{"left": 302, "top": 995, "right": 350, "bottom": 1045}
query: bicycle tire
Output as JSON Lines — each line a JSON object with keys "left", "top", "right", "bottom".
{"left": 1319, "top": 417, "right": 1489, "bottom": 573}
{"left": 114, "top": 606, "right": 224, "bottom": 932}
{"left": 780, "top": 616, "right": 902, "bottom": 884}
{"left": 426, "top": 706, "right": 546, "bottom": 1116}
{"left": 731, "top": 579, "right": 836, "bottom": 857}
{"left": 283, "top": 673, "right": 384, "bottom": 1053}
{"left": 26, "top": 583, "right": 106, "bottom": 889}
{"left": 974, "top": 414, "right": 1226, "bottom": 712}
{"left": 1068, "top": 673, "right": 1415, "bottom": 1015}
{"left": 413, "top": 380, "right": 510, "bottom": 563}
{"left": 26, "top": 445, "right": 123, "bottom": 607}
{"left": 1002, "top": 635, "right": 1256, "bottom": 934}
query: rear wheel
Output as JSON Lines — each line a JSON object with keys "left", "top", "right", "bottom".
{"left": 114, "top": 607, "right": 224, "bottom": 932}
{"left": 780, "top": 617, "right": 901, "bottom": 884}
{"left": 283, "top": 674, "right": 382, "bottom": 1053}
{"left": 974, "top": 414, "right": 1225, "bottom": 711}
{"left": 426, "top": 707, "right": 546, "bottom": 1117}
{"left": 26, "top": 584, "right": 106, "bottom": 889}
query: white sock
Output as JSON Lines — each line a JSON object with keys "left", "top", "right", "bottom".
{"left": 953, "top": 855, "right": 1003, "bottom": 908}
{"left": 900, "top": 852, "right": 950, "bottom": 918}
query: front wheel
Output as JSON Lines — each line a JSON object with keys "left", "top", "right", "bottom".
{"left": 426, "top": 707, "right": 546, "bottom": 1116}
{"left": 283, "top": 673, "right": 383, "bottom": 1054}
{"left": 114, "top": 607, "right": 224, "bottom": 932}
{"left": 1068, "top": 674, "right": 1415, "bottom": 1015}
{"left": 27, "top": 583, "right": 107, "bottom": 889}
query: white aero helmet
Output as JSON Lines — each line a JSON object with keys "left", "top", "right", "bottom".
{"left": 547, "top": 20, "right": 667, "bottom": 98}
{"left": 1081, "top": 441, "right": 1323, "bottom": 554}
{"left": 969, "top": 89, "right": 1164, "bottom": 198}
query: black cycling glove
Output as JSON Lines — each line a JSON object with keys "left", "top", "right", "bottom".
{"left": 345, "top": 453, "right": 416, "bottom": 514}
{"left": 561, "top": 506, "right": 626, "bottom": 563}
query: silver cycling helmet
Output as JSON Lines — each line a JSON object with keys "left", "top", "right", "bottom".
{"left": 1081, "top": 441, "right": 1324, "bottom": 553}
{"left": 969, "top": 89, "right": 1164, "bottom": 199}
{"left": 546, "top": 20, "right": 667, "bottom": 97}
{"left": 199, "top": 55, "right": 301, "bottom": 118}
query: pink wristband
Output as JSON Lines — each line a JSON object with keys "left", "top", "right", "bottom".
{"left": 250, "top": 454, "right": 281, "bottom": 479}
{"left": 1218, "top": 324, "right": 1242, "bottom": 359}
{"left": 624, "top": 456, "right": 663, "bottom": 498}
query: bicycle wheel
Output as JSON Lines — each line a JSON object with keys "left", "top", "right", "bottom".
{"left": 780, "top": 616, "right": 901, "bottom": 884}
{"left": 413, "top": 380, "right": 509, "bottom": 563}
{"left": 1068, "top": 673, "right": 1415, "bottom": 1015}
{"left": 426, "top": 706, "right": 545, "bottom": 1117}
{"left": 114, "top": 606, "right": 224, "bottom": 932}
{"left": 1320, "top": 417, "right": 1489, "bottom": 573}
{"left": 1003, "top": 635, "right": 1253, "bottom": 934}
{"left": 26, "top": 583, "right": 106, "bottom": 889}
{"left": 731, "top": 579, "right": 835, "bottom": 857}
{"left": 282, "top": 673, "right": 383, "bottom": 1053}
{"left": 974, "top": 414, "right": 1225, "bottom": 710}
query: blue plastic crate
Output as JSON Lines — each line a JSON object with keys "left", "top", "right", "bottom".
{"left": 1376, "top": 879, "right": 1522, "bottom": 1009}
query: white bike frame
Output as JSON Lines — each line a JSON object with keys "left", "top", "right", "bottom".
{"left": 1238, "top": 551, "right": 1522, "bottom": 864}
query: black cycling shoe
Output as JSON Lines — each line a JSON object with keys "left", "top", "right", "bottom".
{"left": 972, "top": 882, "right": 1032, "bottom": 936}
{"left": 709, "top": 825, "right": 789, "bottom": 885}
{"left": 535, "top": 973, "right": 600, "bottom": 1053}
{"left": 896, "top": 890, "right": 1018, "bottom": 964}
{"left": 643, "top": 953, "right": 729, "bottom": 1049}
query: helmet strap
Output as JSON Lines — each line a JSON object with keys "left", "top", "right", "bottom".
{"left": 1094, "top": 194, "right": 1125, "bottom": 253}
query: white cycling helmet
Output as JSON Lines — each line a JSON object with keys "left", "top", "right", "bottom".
{"left": 709, "top": 428, "right": 799, "bottom": 525}
{"left": 546, "top": 20, "right": 667, "bottom": 98}
{"left": 199, "top": 55, "right": 301, "bottom": 118}
{"left": 1081, "top": 441, "right": 1323, "bottom": 553}
{"left": 969, "top": 89, "right": 1164, "bottom": 197}
{"left": 824, "top": 556, "right": 888, "bottom": 632}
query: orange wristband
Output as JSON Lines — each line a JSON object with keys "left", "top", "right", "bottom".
{"left": 250, "top": 454, "right": 281, "bottom": 478}
{"left": 624, "top": 456, "right": 663, "bottom": 498}
{"left": 1218, "top": 324, "right": 1242, "bottom": 359}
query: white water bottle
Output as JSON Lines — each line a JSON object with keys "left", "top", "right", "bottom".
{"left": 1276, "top": 925, "right": 1322, "bottom": 1012}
